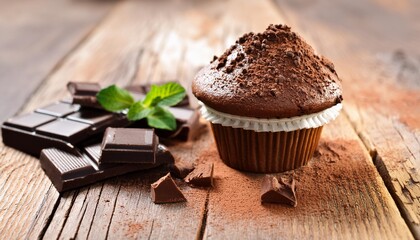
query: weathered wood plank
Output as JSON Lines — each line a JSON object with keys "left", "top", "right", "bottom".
{"left": 0, "top": 0, "right": 114, "bottom": 122}
{"left": 0, "top": 0, "right": 415, "bottom": 239}
{"left": 275, "top": 0, "right": 420, "bottom": 237}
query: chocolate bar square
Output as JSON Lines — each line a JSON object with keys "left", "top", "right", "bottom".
{"left": 4, "top": 112, "right": 56, "bottom": 131}
{"left": 36, "top": 119, "right": 91, "bottom": 143}
{"left": 100, "top": 128, "right": 158, "bottom": 164}
{"left": 36, "top": 102, "right": 80, "bottom": 117}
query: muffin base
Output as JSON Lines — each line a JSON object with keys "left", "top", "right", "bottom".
{"left": 210, "top": 123, "right": 323, "bottom": 173}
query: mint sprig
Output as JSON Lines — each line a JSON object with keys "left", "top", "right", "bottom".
{"left": 96, "top": 82, "right": 186, "bottom": 131}
{"left": 96, "top": 85, "right": 135, "bottom": 112}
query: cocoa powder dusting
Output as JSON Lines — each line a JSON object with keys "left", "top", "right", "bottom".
{"left": 193, "top": 24, "right": 343, "bottom": 118}
{"left": 202, "top": 139, "right": 388, "bottom": 226}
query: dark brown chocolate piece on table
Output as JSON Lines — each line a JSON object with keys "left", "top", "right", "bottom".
{"left": 261, "top": 175, "right": 297, "bottom": 207}
{"left": 1, "top": 102, "right": 128, "bottom": 156}
{"left": 169, "top": 161, "right": 195, "bottom": 179}
{"left": 184, "top": 163, "right": 214, "bottom": 187}
{"left": 67, "top": 82, "right": 102, "bottom": 109}
{"left": 100, "top": 128, "right": 158, "bottom": 164}
{"left": 151, "top": 173, "right": 186, "bottom": 203}
{"left": 40, "top": 143, "right": 174, "bottom": 192}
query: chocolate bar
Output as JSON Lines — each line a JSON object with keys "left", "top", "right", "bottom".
{"left": 151, "top": 173, "right": 186, "bottom": 203}
{"left": 100, "top": 128, "right": 158, "bottom": 164}
{"left": 40, "top": 143, "right": 174, "bottom": 192}
{"left": 1, "top": 102, "right": 128, "bottom": 156}
{"left": 67, "top": 82, "right": 102, "bottom": 109}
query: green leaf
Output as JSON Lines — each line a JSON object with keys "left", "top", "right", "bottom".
{"left": 127, "top": 101, "right": 153, "bottom": 121}
{"left": 96, "top": 85, "right": 135, "bottom": 112}
{"left": 142, "top": 82, "right": 186, "bottom": 107}
{"left": 146, "top": 107, "right": 176, "bottom": 130}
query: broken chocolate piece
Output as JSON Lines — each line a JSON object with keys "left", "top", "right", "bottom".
{"left": 151, "top": 173, "right": 186, "bottom": 203}
{"left": 261, "top": 175, "right": 297, "bottom": 207}
{"left": 40, "top": 144, "right": 173, "bottom": 192}
{"left": 184, "top": 163, "right": 214, "bottom": 187}
{"left": 169, "top": 161, "right": 195, "bottom": 179}
{"left": 100, "top": 128, "right": 158, "bottom": 164}
{"left": 67, "top": 82, "right": 102, "bottom": 109}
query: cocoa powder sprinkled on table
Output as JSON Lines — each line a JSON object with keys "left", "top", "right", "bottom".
{"left": 201, "top": 139, "right": 383, "bottom": 222}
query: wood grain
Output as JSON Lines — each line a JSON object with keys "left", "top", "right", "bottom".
{"left": 275, "top": 0, "right": 420, "bottom": 237}
{"left": 0, "top": 0, "right": 114, "bottom": 122}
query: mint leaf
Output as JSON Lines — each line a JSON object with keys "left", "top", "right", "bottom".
{"left": 127, "top": 101, "right": 153, "bottom": 121}
{"left": 146, "top": 107, "right": 176, "bottom": 130}
{"left": 96, "top": 85, "right": 135, "bottom": 112}
{"left": 143, "top": 82, "right": 186, "bottom": 107}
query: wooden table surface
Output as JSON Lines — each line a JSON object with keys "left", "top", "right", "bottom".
{"left": 1, "top": 0, "right": 419, "bottom": 239}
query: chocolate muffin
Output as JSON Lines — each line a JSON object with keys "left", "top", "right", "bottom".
{"left": 192, "top": 24, "right": 343, "bottom": 173}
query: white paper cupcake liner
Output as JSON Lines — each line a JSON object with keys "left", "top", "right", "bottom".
{"left": 199, "top": 102, "right": 342, "bottom": 132}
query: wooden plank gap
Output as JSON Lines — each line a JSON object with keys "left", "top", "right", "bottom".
{"left": 196, "top": 189, "right": 211, "bottom": 240}
{"left": 86, "top": 184, "right": 106, "bottom": 239}
{"left": 30, "top": 185, "right": 61, "bottom": 239}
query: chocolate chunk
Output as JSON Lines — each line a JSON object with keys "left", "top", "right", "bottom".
{"left": 261, "top": 175, "right": 297, "bottom": 207}
{"left": 184, "top": 163, "right": 214, "bottom": 187}
{"left": 1, "top": 102, "right": 129, "bottom": 156}
{"left": 67, "top": 82, "right": 102, "bottom": 109}
{"left": 100, "top": 128, "right": 158, "bottom": 164}
{"left": 67, "top": 82, "right": 101, "bottom": 95}
{"left": 40, "top": 144, "right": 173, "bottom": 192}
{"left": 151, "top": 173, "right": 186, "bottom": 204}
{"left": 169, "top": 161, "right": 195, "bottom": 179}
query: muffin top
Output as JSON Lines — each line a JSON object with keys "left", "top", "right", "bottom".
{"left": 192, "top": 24, "right": 343, "bottom": 118}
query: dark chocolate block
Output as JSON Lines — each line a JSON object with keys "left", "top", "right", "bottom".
{"left": 184, "top": 163, "right": 214, "bottom": 187}
{"left": 40, "top": 143, "right": 174, "bottom": 192}
{"left": 1, "top": 102, "right": 128, "bottom": 156}
{"left": 67, "top": 82, "right": 102, "bottom": 109}
{"left": 100, "top": 128, "right": 158, "bottom": 164}
{"left": 151, "top": 173, "right": 186, "bottom": 204}
{"left": 260, "top": 175, "right": 297, "bottom": 207}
